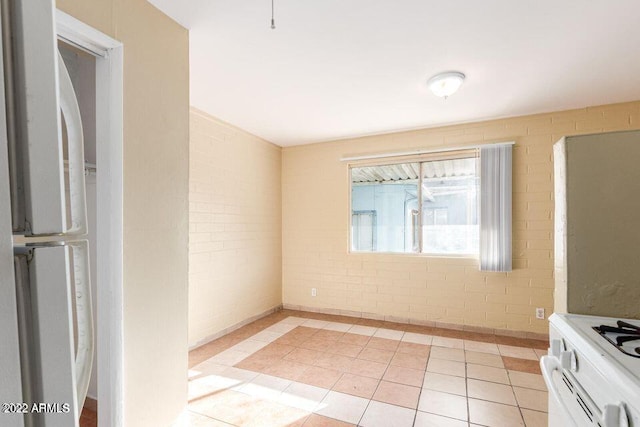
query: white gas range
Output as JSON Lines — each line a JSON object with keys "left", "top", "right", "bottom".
{"left": 543, "top": 313, "right": 640, "bottom": 427}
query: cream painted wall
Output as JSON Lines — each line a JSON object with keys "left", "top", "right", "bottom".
{"left": 55, "top": 0, "right": 189, "bottom": 425}
{"left": 189, "top": 108, "right": 282, "bottom": 346}
{"left": 560, "top": 131, "right": 640, "bottom": 319}
{"left": 282, "top": 101, "right": 640, "bottom": 335}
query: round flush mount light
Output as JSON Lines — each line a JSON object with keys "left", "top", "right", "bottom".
{"left": 427, "top": 71, "right": 465, "bottom": 98}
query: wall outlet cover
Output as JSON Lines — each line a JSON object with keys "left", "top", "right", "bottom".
{"left": 536, "top": 308, "right": 545, "bottom": 319}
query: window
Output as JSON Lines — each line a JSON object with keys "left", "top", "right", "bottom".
{"left": 350, "top": 154, "right": 479, "bottom": 255}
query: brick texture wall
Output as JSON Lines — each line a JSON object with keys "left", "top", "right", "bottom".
{"left": 281, "top": 101, "right": 640, "bottom": 335}
{"left": 189, "top": 108, "right": 282, "bottom": 346}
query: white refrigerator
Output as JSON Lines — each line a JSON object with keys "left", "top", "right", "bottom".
{"left": 0, "top": 0, "right": 94, "bottom": 426}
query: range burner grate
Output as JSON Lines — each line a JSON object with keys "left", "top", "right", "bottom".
{"left": 593, "top": 320, "right": 640, "bottom": 358}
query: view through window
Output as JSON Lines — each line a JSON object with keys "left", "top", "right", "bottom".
{"left": 350, "top": 155, "right": 479, "bottom": 255}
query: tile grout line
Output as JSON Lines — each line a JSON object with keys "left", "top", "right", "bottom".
{"left": 304, "top": 318, "right": 372, "bottom": 425}
{"left": 355, "top": 331, "right": 398, "bottom": 427}
{"left": 411, "top": 345, "right": 431, "bottom": 427}
{"left": 465, "top": 353, "right": 471, "bottom": 427}
{"left": 507, "top": 368, "right": 527, "bottom": 426}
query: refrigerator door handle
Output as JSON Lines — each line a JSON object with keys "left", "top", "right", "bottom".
{"left": 57, "top": 51, "right": 88, "bottom": 236}
{"left": 70, "top": 241, "right": 94, "bottom": 411}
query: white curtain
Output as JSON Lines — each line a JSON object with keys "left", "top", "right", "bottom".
{"left": 480, "top": 144, "right": 512, "bottom": 271}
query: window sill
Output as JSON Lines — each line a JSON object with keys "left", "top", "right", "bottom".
{"left": 348, "top": 250, "right": 479, "bottom": 259}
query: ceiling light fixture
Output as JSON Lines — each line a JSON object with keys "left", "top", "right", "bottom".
{"left": 427, "top": 71, "right": 465, "bottom": 98}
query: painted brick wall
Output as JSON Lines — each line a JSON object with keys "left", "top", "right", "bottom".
{"left": 189, "top": 108, "right": 282, "bottom": 346}
{"left": 282, "top": 101, "right": 640, "bottom": 335}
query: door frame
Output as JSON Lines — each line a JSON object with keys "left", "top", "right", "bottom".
{"left": 56, "top": 11, "right": 124, "bottom": 427}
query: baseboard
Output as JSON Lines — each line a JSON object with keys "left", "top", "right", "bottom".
{"left": 189, "top": 304, "right": 283, "bottom": 350}
{"left": 283, "top": 303, "right": 549, "bottom": 341}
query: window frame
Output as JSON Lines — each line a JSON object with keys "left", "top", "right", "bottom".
{"left": 348, "top": 149, "right": 480, "bottom": 258}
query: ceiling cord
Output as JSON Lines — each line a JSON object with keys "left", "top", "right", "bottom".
{"left": 271, "top": 0, "right": 276, "bottom": 29}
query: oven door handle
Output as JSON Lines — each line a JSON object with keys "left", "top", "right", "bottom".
{"left": 540, "top": 355, "right": 579, "bottom": 427}
{"left": 603, "top": 403, "right": 629, "bottom": 427}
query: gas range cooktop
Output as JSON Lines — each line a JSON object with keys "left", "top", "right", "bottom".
{"left": 593, "top": 320, "right": 640, "bottom": 359}
{"left": 556, "top": 314, "right": 640, "bottom": 383}
{"left": 549, "top": 314, "right": 640, "bottom": 426}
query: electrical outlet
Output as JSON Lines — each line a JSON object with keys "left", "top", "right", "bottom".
{"left": 311, "top": 288, "right": 317, "bottom": 297}
{"left": 536, "top": 308, "right": 545, "bottom": 319}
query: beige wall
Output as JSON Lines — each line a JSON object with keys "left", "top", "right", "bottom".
{"left": 560, "top": 131, "right": 640, "bottom": 319}
{"left": 56, "top": 1, "right": 189, "bottom": 425}
{"left": 189, "top": 108, "right": 282, "bottom": 346}
{"left": 282, "top": 101, "right": 640, "bottom": 336}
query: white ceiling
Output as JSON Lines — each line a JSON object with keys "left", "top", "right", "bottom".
{"left": 148, "top": 0, "right": 640, "bottom": 146}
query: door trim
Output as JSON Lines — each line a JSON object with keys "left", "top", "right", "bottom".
{"left": 56, "top": 11, "right": 124, "bottom": 427}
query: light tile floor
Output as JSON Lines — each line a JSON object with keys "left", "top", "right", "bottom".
{"left": 183, "top": 310, "right": 549, "bottom": 426}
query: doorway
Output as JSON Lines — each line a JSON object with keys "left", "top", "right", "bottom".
{"left": 56, "top": 11, "right": 124, "bottom": 427}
